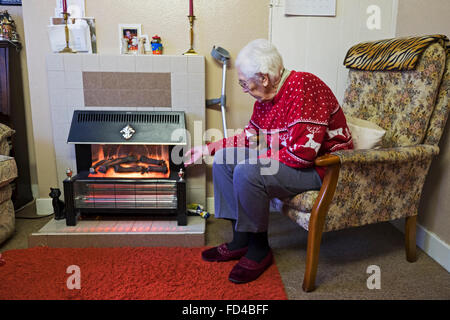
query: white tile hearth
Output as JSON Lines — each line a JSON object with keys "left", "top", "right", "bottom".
{"left": 82, "top": 54, "right": 100, "bottom": 71}
{"left": 135, "top": 55, "right": 153, "bottom": 72}
{"left": 28, "top": 216, "right": 205, "bottom": 248}
{"left": 63, "top": 54, "right": 82, "bottom": 71}
{"left": 46, "top": 54, "right": 64, "bottom": 71}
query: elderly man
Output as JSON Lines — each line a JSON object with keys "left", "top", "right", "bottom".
{"left": 184, "top": 39, "right": 353, "bottom": 284}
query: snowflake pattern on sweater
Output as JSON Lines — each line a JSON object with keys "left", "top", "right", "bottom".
{"left": 207, "top": 71, "right": 353, "bottom": 180}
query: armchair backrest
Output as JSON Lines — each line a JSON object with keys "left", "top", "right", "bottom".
{"left": 424, "top": 46, "right": 450, "bottom": 146}
{"left": 341, "top": 39, "right": 448, "bottom": 148}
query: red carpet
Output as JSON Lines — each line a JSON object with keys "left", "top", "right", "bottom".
{"left": 0, "top": 247, "right": 287, "bottom": 300}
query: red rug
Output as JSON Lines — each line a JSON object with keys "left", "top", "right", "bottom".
{"left": 0, "top": 247, "right": 287, "bottom": 300}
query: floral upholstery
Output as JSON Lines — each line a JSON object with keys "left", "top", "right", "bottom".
{"left": 0, "top": 186, "right": 14, "bottom": 243}
{"left": 424, "top": 46, "right": 450, "bottom": 145}
{"left": 277, "top": 36, "right": 450, "bottom": 233}
{"left": 0, "top": 128, "right": 18, "bottom": 244}
{"left": 0, "top": 155, "right": 18, "bottom": 188}
{"left": 0, "top": 123, "right": 14, "bottom": 156}
{"left": 343, "top": 43, "right": 446, "bottom": 148}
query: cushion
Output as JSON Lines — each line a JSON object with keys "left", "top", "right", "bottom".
{"left": 0, "top": 184, "right": 12, "bottom": 205}
{"left": 0, "top": 123, "right": 14, "bottom": 156}
{"left": 346, "top": 116, "right": 386, "bottom": 149}
{"left": 0, "top": 155, "right": 18, "bottom": 188}
{"left": 0, "top": 199, "right": 15, "bottom": 245}
{"left": 272, "top": 190, "right": 319, "bottom": 214}
{"left": 0, "top": 123, "right": 14, "bottom": 141}
{"left": 343, "top": 34, "right": 449, "bottom": 71}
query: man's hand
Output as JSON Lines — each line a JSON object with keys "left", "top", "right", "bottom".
{"left": 184, "top": 145, "right": 209, "bottom": 167}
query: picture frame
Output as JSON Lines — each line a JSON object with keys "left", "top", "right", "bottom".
{"left": 119, "top": 24, "right": 141, "bottom": 55}
{"left": 0, "top": 0, "right": 22, "bottom": 5}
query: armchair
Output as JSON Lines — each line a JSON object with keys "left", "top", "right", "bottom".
{"left": 272, "top": 35, "right": 450, "bottom": 292}
{"left": 0, "top": 123, "right": 18, "bottom": 245}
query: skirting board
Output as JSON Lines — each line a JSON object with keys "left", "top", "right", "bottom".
{"left": 206, "top": 197, "right": 215, "bottom": 215}
{"left": 390, "top": 219, "right": 450, "bottom": 272}
{"left": 36, "top": 198, "right": 53, "bottom": 216}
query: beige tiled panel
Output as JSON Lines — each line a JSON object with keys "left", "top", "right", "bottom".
{"left": 83, "top": 72, "right": 171, "bottom": 107}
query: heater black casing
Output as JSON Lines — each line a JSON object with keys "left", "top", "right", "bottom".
{"left": 63, "top": 111, "right": 188, "bottom": 227}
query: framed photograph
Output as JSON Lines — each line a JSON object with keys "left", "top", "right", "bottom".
{"left": 119, "top": 24, "right": 141, "bottom": 54}
{"left": 0, "top": 0, "right": 22, "bottom": 5}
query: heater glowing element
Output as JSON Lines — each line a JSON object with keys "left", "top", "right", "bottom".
{"left": 88, "top": 144, "right": 170, "bottom": 179}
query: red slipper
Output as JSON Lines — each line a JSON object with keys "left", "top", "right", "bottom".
{"left": 201, "top": 243, "right": 248, "bottom": 262}
{"left": 228, "top": 250, "right": 273, "bottom": 284}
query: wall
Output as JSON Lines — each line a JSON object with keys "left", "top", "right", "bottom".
{"left": 396, "top": 0, "right": 450, "bottom": 245}
{"left": 270, "top": 0, "right": 398, "bottom": 104}
{"left": 21, "top": 0, "right": 270, "bottom": 207}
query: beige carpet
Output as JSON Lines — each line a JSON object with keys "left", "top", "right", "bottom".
{"left": 206, "top": 213, "right": 450, "bottom": 300}
{"left": 1, "top": 202, "right": 449, "bottom": 300}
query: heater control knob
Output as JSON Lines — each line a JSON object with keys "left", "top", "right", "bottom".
{"left": 66, "top": 168, "right": 73, "bottom": 180}
{"left": 178, "top": 168, "right": 185, "bottom": 182}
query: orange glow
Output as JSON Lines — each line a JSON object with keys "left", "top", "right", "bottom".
{"left": 89, "top": 144, "right": 170, "bottom": 179}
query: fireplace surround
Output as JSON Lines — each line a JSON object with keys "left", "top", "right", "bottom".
{"left": 46, "top": 54, "right": 206, "bottom": 217}
{"left": 64, "top": 110, "right": 188, "bottom": 226}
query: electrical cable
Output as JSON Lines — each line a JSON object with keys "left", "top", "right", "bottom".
{"left": 14, "top": 198, "right": 54, "bottom": 219}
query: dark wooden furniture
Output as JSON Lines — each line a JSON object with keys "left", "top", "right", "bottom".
{"left": 0, "top": 40, "right": 33, "bottom": 210}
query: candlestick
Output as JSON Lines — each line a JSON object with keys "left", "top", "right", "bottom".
{"left": 183, "top": 15, "right": 197, "bottom": 55}
{"left": 59, "top": 12, "right": 77, "bottom": 54}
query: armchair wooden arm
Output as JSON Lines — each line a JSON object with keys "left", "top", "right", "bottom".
{"left": 314, "top": 154, "right": 340, "bottom": 167}
{"left": 303, "top": 154, "right": 341, "bottom": 292}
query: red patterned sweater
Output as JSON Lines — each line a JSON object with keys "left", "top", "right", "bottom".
{"left": 207, "top": 71, "right": 353, "bottom": 181}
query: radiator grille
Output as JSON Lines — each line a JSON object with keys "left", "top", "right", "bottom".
{"left": 76, "top": 112, "right": 181, "bottom": 125}
{"left": 68, "top": 110, "right": 187, "bottom": 145}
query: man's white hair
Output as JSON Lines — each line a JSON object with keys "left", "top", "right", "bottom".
{"left": 235, "top": 39, "right": 284, "bottom": 82}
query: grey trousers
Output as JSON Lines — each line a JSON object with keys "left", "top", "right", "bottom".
{"left": 213, "top": 147, "right": 322, "bottom": 233}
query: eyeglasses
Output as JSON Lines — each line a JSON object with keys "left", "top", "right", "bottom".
{"left": 238, "top": 79, "right": 253, "bottom": 90}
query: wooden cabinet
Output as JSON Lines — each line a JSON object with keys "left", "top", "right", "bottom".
{"left": 0, "top": 40, "right": 33, "bottom": 210}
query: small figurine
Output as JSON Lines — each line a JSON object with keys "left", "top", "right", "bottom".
{"left": 0, "top": 10, "right": 19, "bottom": 43}
{"left": 49, "top": 188, "right": 66, "bottom": 220}
{"left": 121, "top": 38, "right": 129, "bottom": 54}
{"left": 138, "top": 37, "right": 146, "bottom": 55}
{"left": 151, "top": 35, "right": 163, "bottom": 55}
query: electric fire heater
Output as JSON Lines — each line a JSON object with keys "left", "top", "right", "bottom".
{"left": 63, "top": 110, "right": 188, "bottom": 226}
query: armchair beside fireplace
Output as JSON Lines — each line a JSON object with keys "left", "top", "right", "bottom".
{"left": 0, "top": 123, "right": 18, "bottom": 245}
{"left": 272, "top": 35, "right": 450, "bottom": 292}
